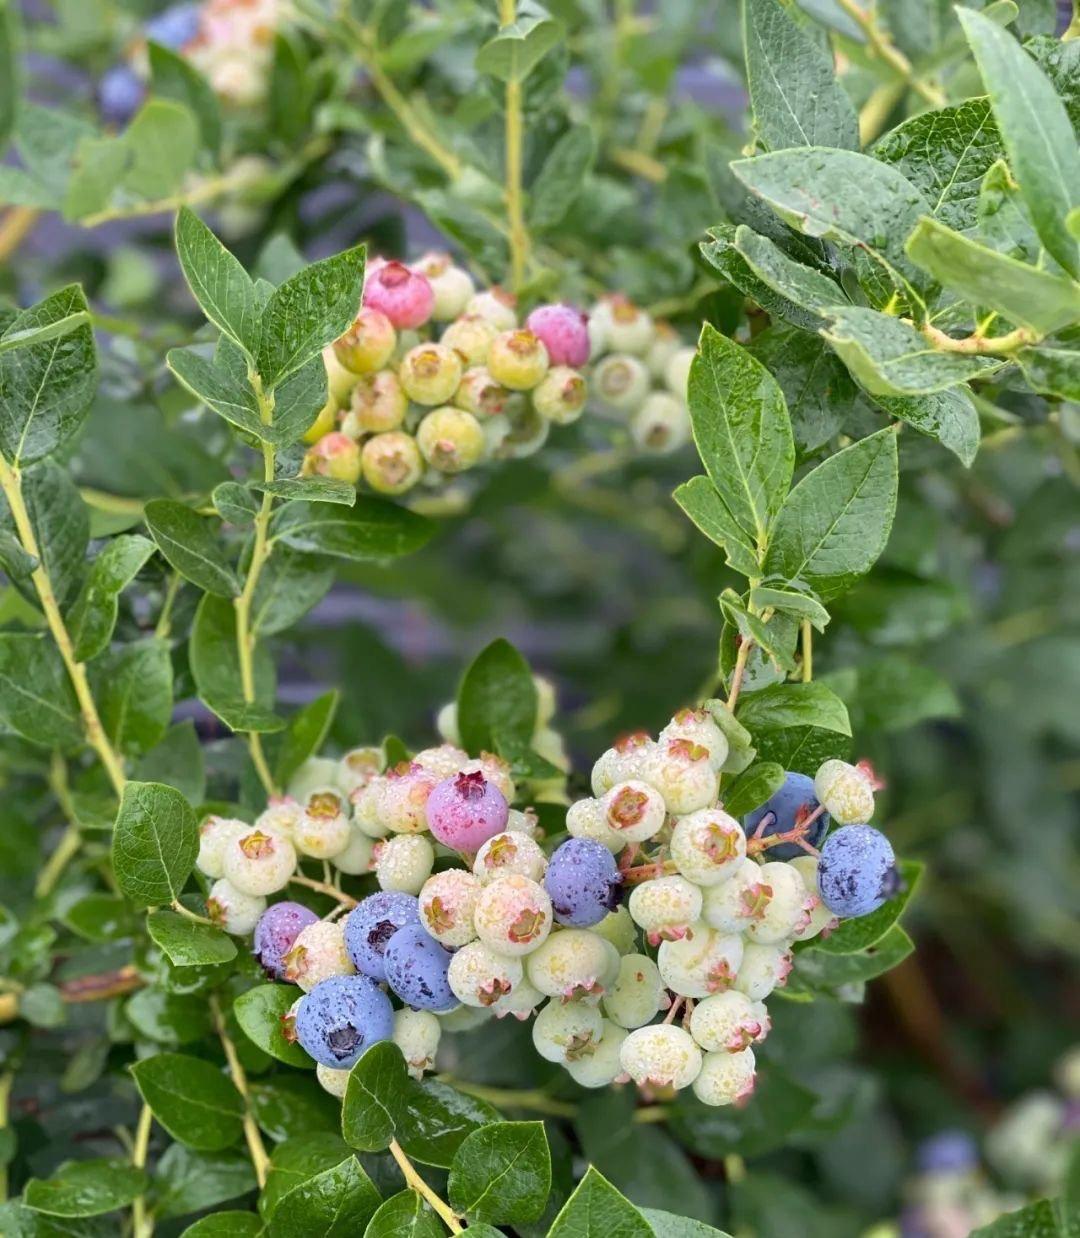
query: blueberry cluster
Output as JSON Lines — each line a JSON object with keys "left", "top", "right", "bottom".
{"left": 205, "top": 701, "right": 896, "bottom": 1108}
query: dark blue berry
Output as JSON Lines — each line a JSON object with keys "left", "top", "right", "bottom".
{"left": 383, "top": 922, "right": 458, "bottom": 1012}
{"left": 99, "top": 66, "right": 144, "bottom": 124}
{"left": 294, "top": 974, "right": 394, "bottom": 1068}
{"left": 545, "top": 838, "right": 623, "bottom": 927}
{"left": 344, "top": 891, "right": 420, "bottom": 981}
{"left": 145, "top": 3, "right": 200, "bottom": 49}
{"left": 744, "top": 771, "right": 830, "bottom": 860}
{"left": 817, "top": 825, "right": 898, "bottom": 918}
{"left": 915, "top": 1130, "right": 979, "bottom": 1175}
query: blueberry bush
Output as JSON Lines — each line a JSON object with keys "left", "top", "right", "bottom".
{"left": 0, "top": 0, "right": 1078, "bottom": 1234}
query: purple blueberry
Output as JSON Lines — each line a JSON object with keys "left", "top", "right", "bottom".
{"left": 915, "top": 1130, "right": 978, "bottom": 1175}
{"left": 145, "top": 3, "right": 200, "bottom": 49}
{"left": 294, "top": 974, "right": 394, "bottom": 1069}
{"left": 99, "top": 66, "right": 144, "bottom": 124}
{"left": 545, "top": 838, "right": 623, "bottom": 927}
{"left": 252, "top": 901, "right": 319, "bottom": 979}
{"left": 344, "top": 891, "right": 420, "bottom": 981}
{"left": 817, "top": 825, "right": 899, "bottom": 918}
{"left": 425, "top": 771, "right": 509, "bottom": 853}
{"left": 743, "top": 771, "right": 830, "bottom": 860}
{"left": 525, "top": 303, "right": 591, "bottom": 368}
{"left": 383, "top": 922, "right": 458, "bottom": 1013}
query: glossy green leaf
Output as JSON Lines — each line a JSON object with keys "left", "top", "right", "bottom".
{"left": 144, "top": 499, "right": 239, "bottom": 598}
{"left": 111, "top": 781, "right": 198, "bottom": 908}
{"left": 363, "top": 1190, "right": 443, "bottom": 1237}
{"left": 266, "top": 1154, "right": 381, "bottom": 1237}
{"left": 5, "top": 459, "right": 89, "bottom": 609}
{"left": 135, "top": 721, "right": 206, "bottom": 805}
{"left": 261, "top": 1133, "right": 354, "bottom": 1220}
{"left": 447, "top": 1121, "right": 550, "bottom": 1224}
{"left": 736, "top": 681, "right": 851, "bottom": 736}
{"left": 748, "top": 586, "right": 829, "bottom": 631}
{"left": 1016, "top": 346, "right": 1080, "bottom": 399}
{"left": 669, "top": 1065, "right": 816, "bottom": 1158}
{"left": 721, "top": 761, "right": 786, "bottom": 817}
{"left": 457, "top": 638, "right": 537, "bottom": 757}
{"left": 175, "top": 207, "right": 259, "bottom": 354}
{"left": 167, "top": 346, "right": 268, "bottom": 441}
{"left": 672, "top": 475, "right": 761, "bottom": 579}
{"left": 92, "top": 638, "right": 173, "bottom": 756}
{"left": 871, "top": 388, "right": 981, "bottom": 467}
{"left": 189, "top": 593, "right": 282, "bottom": 734}
{"left": 641, "top": 1209, "right": 733, "bottom": 1237}
{"left": 126, "top": 987, "right": 213, "bottom": 1045}
{"left": 252, "top": 478, "right": 357, "bottom": 506}
{"left": 251, "top": 546, "right": 334, "bottom": 637}
{"left": 213, "top": 481, "right": 259, "bottom": 526}
{"left": 147, "top": 910, "right": 238, "bottom": 966}
{"left": 182, "top": 1209, "right": 263, "bottom": 1235}
{"left": 234, "top": 984, "right": 311, "bottom": 1067}
{"left": 529, "top": 125, "right": 596, "bottom": 229}
{"left": 720, "top": 591, "right": 798, "bottom": 674}
{"left": 23, "top": 1159, "right": 148, "bottom": 1217}
{"left": 120, "top": 99, "right": 198, "bottom": 202}
{"left": 547, "top": 1166, "right": 653, "bottom": 1237}
{"left": 396, "top": 1078, "right": 499, "bottom": 1169}
{"left": 270, "top": 498, "right": 434, "bottom": 563}
{"left": 67, "top": 533, "right": 156, "bottom": 661}
{"left": 700, "top": 225, "right": 824, "bottom": 333}
{"left": 155, "top": 1145, "right": 255, "bottom": 1221}
{"left": 732, "top": 226, "right": 847, "bottom": 319}
{"left": 0, "top": 0, "right": 19, "bottom": 150}
{"left": 0, "top": 632, "right": 81, "bottom": 747}
{"left": 476, "top": 4, "right": 563, "bottom": 82}
{"left": 274, "top": 689, "right": 340, "bottom": 786}
{"left": 131, "top": 1052, "right": 244, "bottom": 1150}
{"left": 342, "top": 1041, "right": 407, "bottom": 1152}
{"left": 794, "top": 923, "right": 914, "bottom": 989}
{"left": 149, "top": 43, "right": 221, "bottom": 157}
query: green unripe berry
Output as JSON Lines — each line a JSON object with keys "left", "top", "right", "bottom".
{"left": 399, "top": 343, "right": 463, "bottom": 405}
{"left": 361, "top": 431, "right": 424, "bottom": 495}
{"left": 416, "top": 406, "right": 485, "bottom": 473}
{"left": 487, "top": 330, "right": 550, "bottom": 391}
{"left": 333, "top": 307, "right": 397, "bottom": 374}
{"left": 441, "top": 314, "right": 498, "bottom": 366}
{"left": 342, "top": 370, "right": 408, "bottom": 436}
{"left": 532, "top": 366, "right": 587, "bottom": 424}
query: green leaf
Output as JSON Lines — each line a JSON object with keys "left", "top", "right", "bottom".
{"left": 720, "top": 591, "right": 798, "bottom": 674}
{"left": 1016, "top": 345, "right": 1080, "bottom": 399}
{"left": 131, "top": 1052, "right": 244, "bottom": 1151}
{"left": 748, "top": 586, "right": 829, "bottom": 631}
{"left": 672, "top": 476, "right": 761, "bottom": 578}
{"left": 457, "top": 638, "right": 537, "bottom": 757}
{"left": 762, "top": 427, "right": 898, "bottom": 599}
{"left": 250, "top": 1076, "right": 340, "bottom": 1143}
{"left": 447, "top": 1121, "right": 551, "bottom": 1225}
{"left": 793, "top": 923, "right": 914, "bottom": 990}
{"left": 342, "top": 1041, "right": 407, "bottom": 1152}
{"left": 156, "top": 1145, "right": 255, "bottom": 1221}
{"left": 703, "top": 698, "right": 757, "bottom": 774}
{"left": 730, "top": 148, "right": 931, "bottom": 296}
{"left": 687, "top": 324, "right": 794, "bottom": 550}
{"left": 135, "top": 721, "right": 206, "bottom": 804}
{"left": 742, "top": 0, "right": 858, "bottom": 152}
{"left": 871, "top": 388, "right": 981, "bottom": 467}
{"left": 256, "top": 246, "right": 366, "bottom": 390}
{"left": 267, "top": 1155, "right": 381, "bottom": 1237}
{"left": 815, "top": 859, "right": 923, "bottom": 954}
{"left": 700, "top": 225, "right": 823, "bottom": 333}
{"left": 732, "top": 226, "right": 847, "bottom": 319}
{"left": 126, "top": 988, "right": 213, "bottom": 1046}
{"left": 669, "top": 1065, "right": 816, "bottom": 1158}
{"left": 721, "top": 762, "right": 786, "bottom": 817}
{"left": 736, "top": 682, "right": 851, "bottom": 736}
{"left": 822, "top": 307, "right": 1002, "bottom": 396}
{"left": 182, "top": 1211, "right": 263, "bottom": 1236}
{"left": 0, "top": 0, "right": 19, "bottom": 150}
{"left": 641, "top": 1209, "right": 733, "bottom": 1237}
{"left": 148, "top": 43, "right": 221, "bottom": 157}
{"left": 905, "top": 216, "right": 1080, "bottom": 335}
{"left": 251, "top": 547, "right": 334, "bottom": 638}
{"left": 0, "top": 284, "right": 97, "bottom": 465}
{"left": 0, "top": 632, "right": 81, "bottom": 747}
{"left": 1026, "top": 34, "right": 1080, "bottom": 137}
{"left": 63, "top": 893, "right": 135, "bottom": 942}
{"left": 959, "top": 7, "right": 1080, "bottom": 276}
{"left": 111, "top": 781, "right": 198, "bottom": 909}
{"left": 268, "top": 30, "right": 314, "bottom": 146}
{"left": 363, "top": 1190, "right": 443, "bottom": 1237}
{"left": 233, "top": 984, "right": 311, "bottom": 1067}
{"left": 873, "top": 98, "right": 1001, "bottom": 234}
{"left": 144, "top": 498, "right": 240, "bottom": 598}
{"left": 174, "top": 209, "right": 259, "bottom": 355}
{"left": 67, "top": 533, "right": 156, "bottom": 661}
{"left": 252, "top": 478, "right": 357, "bottom": 505}
{"left": 529, "top": 126, "right": 596, "bottom": 229}
{"left": 274, "top": 690, "right": 340, "bottom": 786}
{"left": 396, "top": 1078, "right": 499, "bottom": 1169}
{"left": 214, "top": 481, "right": 259, "bottom": 525}
{"left": 167, "top": 346, "right": 269, "bottom": 442}
{"left": 0, "top": 307, "right": 91, "bottom": 355}
{"left": 262, "top": 1134, "right": 353, "bottom": 1220}
{"left": 547, "top": 1166, "right": 653, "bottom": 1237}
{"left": 121, "top": 99, "right": 199, "bottom": 201}
{"left": 147, "top": 910, "right": 238, "bottom": 967}
{"left": 476, "top": 4, "right": 563, "bottom": 82}
{"left": 23, "top": 1159, "right": 148, "bottom": 1217}
{"left": 270, "top": 498, "right": 435, "bottom": 563}
{"left": 189, "top": 593, "right": 282, "bottom": 734}
{"left": 4, "top": 459, "right": 89, "bottom": 609}
{"left": 269, "top": 352, "right": 330, "bottom": 444}
{"left": 93, "top": 638, "right": 173, "bottom": 756}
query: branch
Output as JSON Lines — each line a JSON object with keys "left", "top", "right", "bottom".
{"left": 211, "top": 996, "right": 270, "bottom": 1188}
{"left": 499, "top": 0, "right": 531, "bottom": 292}
{"left": 388, "top": 1139, "right": 463, "bottom": 1232}
{"left": 834, "top": 0, "right": 946, "bottom": 107}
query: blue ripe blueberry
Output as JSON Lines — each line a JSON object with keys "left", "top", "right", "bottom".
{"left": 743, "top": 771, "right": 830, "bottom": 860}
{"left": 253, "top": 901, "right": 319, "bottom": 979}
{"left": 545, "top": 838, "right": 623, "bottom": 927}
{"left": 294, "top": 974, "right": 394, "bottom": 1069}
{"left": 915, "top": 1130, "right": 979, "bottom": 1175}
{"left": 144, "top": 3, "right": 200, "bottom": 49}
{"left": 383, "top": 922, "right": 459, "bottom": 1013}
{"left": 344, "top": 891, "right": 420, "bottom": 981}
{"left": 817, "top": 825, "right": 899, "bottom": 918}
{"left": 98, "top": 66, "right": 144, "bottom": 124}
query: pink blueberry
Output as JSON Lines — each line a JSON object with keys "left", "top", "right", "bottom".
{"left": 525, "top": 303, "right": 591, "bottom": 368}
{"left": 426, "top": 770, "right": 510, "bottom": 853}
{"left": 363, "top": 260, "right": 434, "bottom": 329}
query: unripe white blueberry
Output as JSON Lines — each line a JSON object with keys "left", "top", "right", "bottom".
{"left": 603, "top": 296, "right": 654, "bottom": 355}
{"left": 493, "top": 402, "right": 550, "bottom": 459}
{"left": 532, "top": 1000, "right": 604, "bottom": 1063}
{"left": 734, "top": 942, "right": 793, "bottom": 1002}
{"left": 379, "top": 762, "right": 438, "bottom": 833}
{"left": 361, "top": 431, "right": 424, "bottom": 496}
{"left": 286, "top": 757, "right": 341, "bottom": 803}
{"left": 410, "top": 746, "right": 468, "bottom": 786}
{"left": 393, "top": 1008, "right": 442, "bottom": 1078}
{"left": 593, "top": 353, "right": 650, "bottom": 412}
{"left": 506, "top": 807, "right": 541, "bottom": 838}
{"left": 418, "top": 869, "right": 482, "bottom": 947}
{"left": 702, "top": 859, "right": 774, "bottom": 934}
{"left": 566, "top": 797, "right": 624, "bottom": 853}
{"left": 631, "top": 393, "right": 690, "bottom": 455}
{"left": 441, "top": 314, "right": 499, "bottom": 366}
{"left": 283, "top": 920, "right": 355, "bottom": 991}
{"left": 447, "top": 940, "right": 524, "bottom": 1008}
{"left": 416, "top": 406, "right": 485, "bottom": 473}
{"left": 460, "top": 754, "right": 515, "bottom": 803}
{"left": 375, "top": 834, "right": 435, "bottom": 894}
{"left": 197, "top": 816, "right": 248, "bottom": 879}
{"left": 255, "top": 798, "right": 303, "bottom": 842}
{"left": 628, "top": 876, "right": 703, "bottom": 946}
{"left": 743, "top": 861, "right": 815, "bottom": 945}
{"left": 669, "top": 809, "right": 746, "bottom": 887}
{"left": 788, "top": 856, "right": 839, "bottom": 942}
{"left": 591, "top": 733, "right": 656, "bottom": 796}
{"left": 643, "top": 738, "right": 720, "bottom": 815}
{"left": 526, "top": 928, "right": 615, "bottom": 1003}
{"left": 658, "top": 923, "right": 744, "bottom": 998}
{"left": 351, "top": 781, "right": 391, "bottom": 839}
{"left": 565, "top": 1019, "right": 629, "bottom": 1088}
{"left": 473, "top": 831, "right": 548, "bottom": 883}
{"left": 620, "top": 1024, "right": 702, "bottom": 1090}
{"left": 295, "top": 789, "right": 351, "bottom": 860}
{"left": 603, "top": 953, "right": 666, "bottom": 1029}
{"left": 473, "top": 875, "right": 553, "bottom": 957}
{"left": 435, "top": 701, "right": 462, "bottom": 746}
{"left": 532, "top": 366, "right": 587, "bottom": 424}
{"left": 465, "top": 287, "right": 518, "bottom": 332}
{"left": 412, "top": 253, "right": 476, "bottom": 320}
{"left": 645, "top": 321, "right": 681, "bottom": 378}
{"left": 207, "top": 878, "right": 265, "bottom": 935}
{"left": 601, "top": 779, "right": 667, "bottom": 844}
{"left": 590, "top": 905, "right": 637, "bottom": 955}
{"left": 661, "top": 707, "right": 730, "bottom": 772}
{"left": 332, "top": 825, "right": 377, "bottom": 876}
{"left": 490, "top": 975, "right": 544, "bottom": 1021}
{"left": 815, "top": 759, "right": 875, "bottom": 825}
{"left": 690, "top": 990, "right": 767, "bottom": 1053}
{"left": 693, "top": 1048, "right": 756, "bottom": 1107}
{"left": 223, "top": 827, "right": 297, "bottom": 897}
{"left": 316, "top": 1063, "right": 351, "bottom": 1098}
{"left": 336, "top": 748, "right": 384, "bottom": 796}
{"left": 664, "top": 346, "right": 695, "bottom": 399}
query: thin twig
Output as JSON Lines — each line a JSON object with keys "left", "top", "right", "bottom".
{"left": 388, "top": 1139, "right": 464, "bottom": 1232}
{"left": 211, "top": 996, "right": 270, "bottom": 1188}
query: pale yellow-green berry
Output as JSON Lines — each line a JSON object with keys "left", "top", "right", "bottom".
{"left": 620, "top": 1024, "right": 702, "bottom": 1090}
{"left": 692, "top": 1048, "right": 757, "bottom": 1106}
{"left": 814, "top": 759, "right": 875, "bottom": 824}
{"left": 282, "top": 920, "right": 354, "bottom": 991}
{"left": 669, "top": 809, "right": 746, "bottom": 887}
{"left": 658, "top": 923, "right": 744, "bottom": 999}
{"left": 531, "top": 1000, "right": 604, "bottom": 1064}
{"left": 602, "top": 953, "right": 666, "bottom": 1029}
{"left": 399, "top": 343, "right": 463, "bottom": 406}
{"left": 447, "top": 941, "right": 524, "bottom": 1008}
{"left": 565, "top": 1019, "right": 629, "bottom": 1088}
{"left": 361, "top": 431, "right": 424, "bottom": 496}
{"left": 416, "top": 406, "right": 485, "bottom": 473}
{"left": 206, "top": 878, "right": 265, "bottom": 935}
{"left": 375, "top": 834, "right": 435, "bottom": 894}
